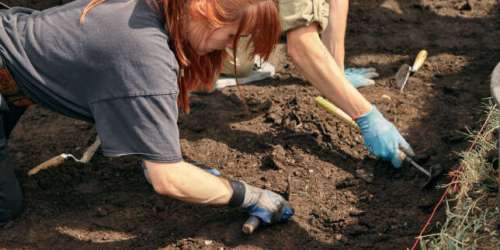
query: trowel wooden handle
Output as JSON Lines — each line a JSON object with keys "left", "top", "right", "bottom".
{"left": 242, "top": 216, "right": 260, "bottom": 234}
{"left": 79, "top": 137, "right": 101, "bottom": 163}
{"left": 28, "top": 154, "right": 66, "bottom": 176}
{"left": 411, "top": 50, "right": 428, "bottom": 72}
{"left": 315, "top": 96, "right": 359, "bottom": 129}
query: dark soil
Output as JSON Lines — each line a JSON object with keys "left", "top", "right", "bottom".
{"left": 1, "top": 0, "right": 499, "bottom": 249}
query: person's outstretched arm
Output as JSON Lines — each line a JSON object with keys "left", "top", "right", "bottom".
{"left": 287, "top": 24, "right": 370, "bottom": 118}
{"left": 286, "top": 24, "right": 413, "bottom": 168}
{"left": 144, "top": 160, "right": 232, "bottom": 204}
{"left": 322, "top": 0, "right": 378, "bottom": 88}
{"left": 321, "top": 0, "right": 349, "bottom": 72}
{"left": 143, "top": 160, "right": 294, "bottom": 224}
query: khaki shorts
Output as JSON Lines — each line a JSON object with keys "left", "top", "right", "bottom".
{"left": 279, "top": 0, "right": 330, "bottom": 33}
{"left": 220, "top": 0, "right": 331, "bottom": 77}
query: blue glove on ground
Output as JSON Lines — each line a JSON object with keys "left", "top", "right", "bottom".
{"left": 355, "top": 106, "right": 415, "bottom": 168}
{"left": 242, "top": 182, "right": 294, "bottom": 224}
{"left": 345, "top": 67, "right": 379, "bottom": 88}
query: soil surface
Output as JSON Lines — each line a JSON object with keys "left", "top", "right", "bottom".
{"left": 1, "top": 0, "right": 499, "bottom": 249}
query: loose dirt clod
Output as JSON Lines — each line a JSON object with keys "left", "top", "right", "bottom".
{"left": 458, "top": 1, "right": 472, "bottom": 11}
{"left": 356, "top": 168, "right": 375, "bottom": 183}
{"left": 336, "top": 177, "right": 357, "bottom": 189}
{"left": 349, "top": 209, "right": 366, "bottom": 217}
{"left": 381, "top": 94, "right": 392, "bottom": 101}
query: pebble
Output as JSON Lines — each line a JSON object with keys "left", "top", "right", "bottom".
{"left": 359, "top": 192, "right": 375, "bottom": 202}
{"left": 381, "top": 94, "right": 392, "bottom": 101}
{"left": 335, "top": 234, "right": 343, "bottom": 241}
{"left": 335, "top": 178, "right": 355, "bottom": 189}
{"left": 271, "top": 145, "right": 286, "bottom": 158}
{"left": 266, "top": 113, "right": 282, "bottom": 124}
{"left": 355, "top": 169, "right": 374, "bottom": 183}
{"left": 349, "top": 209, "right": 366, "bottom": 217}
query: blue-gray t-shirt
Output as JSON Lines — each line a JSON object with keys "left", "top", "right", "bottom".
{"left": 0, "top": 0, "right": 183, "bottom": 163}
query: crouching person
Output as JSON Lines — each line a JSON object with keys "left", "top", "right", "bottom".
{"left": 0, "top": 0, "right": 293, "bottom": 226}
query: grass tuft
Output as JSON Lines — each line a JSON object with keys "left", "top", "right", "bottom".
{"left": 419, "top": 100, "right": 500, "bottom": 249}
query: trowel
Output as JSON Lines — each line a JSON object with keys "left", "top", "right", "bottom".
{"left": 314, "top": 96, "right": 442, "bottom": 187}
{"left": 28, "top": 137, "right": 101, "bottom": 176}
{"left": 395, "top": 50, "right": 428, "bottom": 92}
{"left": 402, "top": 155, "right": 443, "bottom": 188}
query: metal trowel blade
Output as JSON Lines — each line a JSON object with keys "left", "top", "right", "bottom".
{"left": 395, "top": 64, "right": 411, "bottom": 91}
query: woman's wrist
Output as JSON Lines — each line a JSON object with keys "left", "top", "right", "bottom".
{"left": 351, "top": 102, "right": 373, "bottom": 120}
{"left": 354, "top": 105, "right": 375, "bottom": 121}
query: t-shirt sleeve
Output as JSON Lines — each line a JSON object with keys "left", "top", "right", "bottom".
{"left": 89, "top": 93, "right": 182, "bottom": 163}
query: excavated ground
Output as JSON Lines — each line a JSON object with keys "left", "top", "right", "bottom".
{"left": 0, "top": 0, "right": 499, "bottom": 249}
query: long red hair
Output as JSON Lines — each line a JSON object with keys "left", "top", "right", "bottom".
{"left": 81, "top": 0, "right": 281, "bottom": 113}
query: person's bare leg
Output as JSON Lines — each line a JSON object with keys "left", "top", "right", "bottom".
{"left": 144, "top": 160, "right": 232, "bottom": 204}
{"left": 321, "top": 0, "right": 349, "bottom": 71}
{"left": 286, "top": 24, "right": 370, "bottom": 118}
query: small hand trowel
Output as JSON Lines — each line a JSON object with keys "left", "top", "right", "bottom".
{"left": 314, "top": 96, "right": 443, "bottom": 187}
{"left": 400, "top": 153, "right": 443, "bottom": 189}
{"left": 395, "top": 50, "right": 428, "bottom": 92}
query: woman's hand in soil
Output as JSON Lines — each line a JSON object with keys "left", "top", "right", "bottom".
{"left": 241, "top": 182, "right": 294, "bottom": 225}
{"left": 345, "top": 67, "right": 379, "bottom": 88}
{"left": 355, "top": 106, "right": 415, "bottom": 168}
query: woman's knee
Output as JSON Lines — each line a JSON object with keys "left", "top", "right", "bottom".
{"left": 0, "top": 168, "right": 24, "bottom": 223}
{"left": 0, "top": 190, "right": 23, "bottom": 223}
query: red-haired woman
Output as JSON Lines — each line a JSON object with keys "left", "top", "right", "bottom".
{"left": 0, "top": 0, "right": 293, "bottom": 227}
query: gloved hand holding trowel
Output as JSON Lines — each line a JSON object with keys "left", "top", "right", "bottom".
{"left": 355, "top": 105, "right": 415, "bottom": 168}
{"left": 142, "top": 160, "right": 294, "bottom": 235}
{"left": 316, "top": 97, "right": 443, "bottom": 186}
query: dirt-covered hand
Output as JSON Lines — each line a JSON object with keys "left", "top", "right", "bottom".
{"left": 345, "top": 67, "right": 379, "bottom": 88}
{"left": 355, "top": 106, "right": 415, "bottom": 168}
{"left": 241, "top": 182, "right": 294, "bottom": 224}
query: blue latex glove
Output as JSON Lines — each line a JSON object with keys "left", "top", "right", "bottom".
{"left": 200, "top": 166, "right": 221, "bottom": 176}
{"left": 243, "top": 183, "right": 294, "bottom": 224}
{"left": 345, "top": 67, "right": 379, "bottom": 88}
{"left": 355, "top": 106, "right": 415, "bottom": 168}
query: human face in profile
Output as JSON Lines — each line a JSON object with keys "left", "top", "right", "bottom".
{"left": 187, "top": 21, "right": 244, "bottom": 55}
